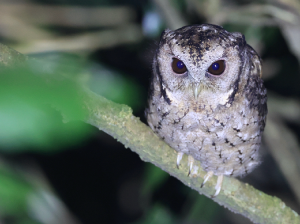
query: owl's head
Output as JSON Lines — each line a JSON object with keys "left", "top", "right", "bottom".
{"left": 154, "top": 24, "right": 262, "bottom": 108}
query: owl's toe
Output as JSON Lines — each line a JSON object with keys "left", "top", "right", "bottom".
{"left": 187, "top": 155, "right": 195, "bottom": 176}
{"left": 201, "top": 172, "right": 224, "bottom": 197}
{"left": 212, "top": 175, "right": 224, "bottom": 197}
{"left": 176, "top": 152, "right": 184, "bottom": 169}
{"left": 201, "top": 170, "right": 214, "bottom": 188}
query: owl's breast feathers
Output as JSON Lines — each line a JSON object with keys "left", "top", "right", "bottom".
{"left": 147, "top": 80, "right": 266, "bottom": 177}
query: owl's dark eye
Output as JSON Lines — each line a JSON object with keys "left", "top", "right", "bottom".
{"left": 208, "top": 60, "right": 226, "bottom": 75}
{"left": 172, "top": 58, "right": 187, "bottom": 74}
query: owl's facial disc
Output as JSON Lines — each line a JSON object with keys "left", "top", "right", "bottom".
{"left": 158, "top": 24, "right": 247, "bottom": 105}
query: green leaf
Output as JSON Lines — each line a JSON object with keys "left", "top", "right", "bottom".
{"left": 0, "top": 58, "right": 89, "bottom": 152}
{"left": 88, "top": 64, "right": 144, "bottom": 110}
{"left": 0, "top": 169, "right": 33, "bottom": 215}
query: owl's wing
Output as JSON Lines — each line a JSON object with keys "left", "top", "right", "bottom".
{"left": 244, "top": 47, "right": 268, "bottom": 131}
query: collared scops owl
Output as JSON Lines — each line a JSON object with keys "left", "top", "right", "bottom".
{"left": 146, "top": 24, "right": 267, "bottom": 196}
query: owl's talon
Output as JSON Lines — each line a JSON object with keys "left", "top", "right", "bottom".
{"left": 213, "top": 175, "right": 224, "bottom": 197}
{"left": 201, "top": 172, "right": 223, "bottom": 197}
{"left": 176, "top": 152, "right": 184, "bottom": 169}
{"left": 201, "top": 171, "right": 214, "bottom": 188}
{"left": 187, "top": 155, "right": 195, "bottom": 176}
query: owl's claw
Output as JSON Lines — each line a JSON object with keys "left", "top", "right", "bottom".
{"left": 176, "top": 152, "right": 184, "bottom": 169}
{"left": 187, "top": 155, "right": 194, "bottom": 176}
{"left": 212, "top": 175, "right": 224, "bottom": 197}
{"left": 201, "top": 171, "right": 214, "bottom": 188}
{"left": 176, "top": 153, "right": 196, "bottom": 176}
{"left": 201, "top": 171, "right": 223, "bottom": 197}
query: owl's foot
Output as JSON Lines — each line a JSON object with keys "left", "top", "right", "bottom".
{"left": 201, "top": 171, "right": 223, "bottom": 197}
{"left": 176, "top": 152, "right": 184, "bottom": 169}
{"left": 187, "top": 155, "right": 194, "bottom": 176}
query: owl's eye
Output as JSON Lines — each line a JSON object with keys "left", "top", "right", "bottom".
{"left": 172, "top": 58, "right": 187, "bottom": 74}
{"left": 208, "top": 60, "right": 226, "bottom": 75}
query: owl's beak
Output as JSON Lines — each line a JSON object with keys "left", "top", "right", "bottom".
{"left": 193, "top": 85, "right": 201, "bottom": 99}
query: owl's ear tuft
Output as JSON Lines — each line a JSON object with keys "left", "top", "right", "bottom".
{"left": 247, "top": 45, "right": 262, "bottom": 78}
{"left": 251, "top": 55, "right": 262, "bottom": 78}
{"left": 232, "top": 32, "right": 245, "bottom": 42}
{"left": 161, "top": 29, "right": 172, "bottom": 37}
{"left": 232, "top": 32, "right": 246, "bottom": 52}
{"left": 159, "top": 29, "right": 172, "bottom": 46}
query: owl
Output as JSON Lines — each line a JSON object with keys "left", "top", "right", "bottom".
{"left": 146, "top": 24, "right": 267, "bottom": 196}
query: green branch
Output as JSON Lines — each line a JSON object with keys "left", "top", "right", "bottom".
{"left": 0, "top": 43, "right": 299, "bottom": 224}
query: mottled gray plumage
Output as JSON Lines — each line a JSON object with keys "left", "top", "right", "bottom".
{"left": 146, "top": 24, "right": 267, "bottom": 196}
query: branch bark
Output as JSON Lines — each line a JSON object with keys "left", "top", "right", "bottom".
{"left": 0, "top": 43, "right": 299, "bottom": 224}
